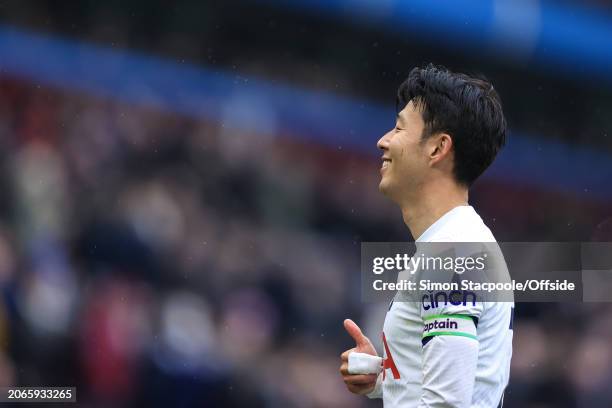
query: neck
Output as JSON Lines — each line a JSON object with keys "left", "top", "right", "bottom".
{"left": 399, "top": 178, "right": 469, "bottom": 240}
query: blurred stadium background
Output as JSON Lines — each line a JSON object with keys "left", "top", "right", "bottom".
{"left": 0, "top": 0, "right": 611, "bottom": 407}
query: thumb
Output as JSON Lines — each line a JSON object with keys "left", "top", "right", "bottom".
{"left": 344, "top": 319, "right": 368, "bottom": 347}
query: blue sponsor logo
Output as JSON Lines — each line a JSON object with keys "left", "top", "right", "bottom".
{"left": 422, "top": 290, "right": 477, "bottom": 310}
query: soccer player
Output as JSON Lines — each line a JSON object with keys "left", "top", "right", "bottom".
{"left": 339, "top": 65, "right": 513, "bottom": 407}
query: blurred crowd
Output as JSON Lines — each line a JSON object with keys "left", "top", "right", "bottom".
{"left": 0, "top": 77, "right": 393, "bottom": 407}
{"left": 0, "top": 71, "right": 611, "bottom": 408}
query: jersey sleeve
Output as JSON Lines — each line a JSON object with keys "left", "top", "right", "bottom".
{"left": 420, "top": 288, "right": 484, "bottom": 342}
{"left": 418, "top": 335, "right": 479, "bottom": 407}
{"left": 418, "top": 287, "right": 482, "bottom": 407}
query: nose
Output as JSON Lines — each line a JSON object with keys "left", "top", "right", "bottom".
{"left": 377, "top": 129, "right": 392, "bottom": 151}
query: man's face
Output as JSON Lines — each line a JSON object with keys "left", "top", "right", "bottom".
{"left": 377, "top": 100, "right": 429, "bottom": 200}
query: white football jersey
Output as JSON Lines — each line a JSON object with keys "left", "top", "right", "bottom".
{"left": 369, "top": 205, "right": 513, "bottom": 407}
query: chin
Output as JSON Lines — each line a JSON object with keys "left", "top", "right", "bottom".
{"left": 378, "top": 179, "right": 392, "bottom": 196}
{"left": 379, "top": 178, "right": 401, "bottom": 204}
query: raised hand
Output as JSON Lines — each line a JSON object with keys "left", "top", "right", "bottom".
{"left": 339, "top": 319, "right": 379, "bottom": 395}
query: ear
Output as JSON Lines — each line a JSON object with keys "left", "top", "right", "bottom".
{"left": 427, "top": 133, "right": 453, "bottom": 165}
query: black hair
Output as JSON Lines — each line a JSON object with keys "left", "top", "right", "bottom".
{"left": 396, "top": 64, "right": 507, "bottom": 186}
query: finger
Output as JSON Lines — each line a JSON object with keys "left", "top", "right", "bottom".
{"left": 346, "top": 383, "right": 373, "bottom": 395}
{"left": 344, "top": 319, "right": 368, "bottom": 347}
{"left": 343, "top": 374, "right": 377, "bottom": 385}
{"left": 340, "top": 348, "right": 355, "bottom": 361}
{"left": 341, "top": 365, "right": 366, "bottom": 376}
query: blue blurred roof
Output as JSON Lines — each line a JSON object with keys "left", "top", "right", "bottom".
{"left": 257, "top": 0, "right": 612, "bottom": 83}
{"left": 0, "top": 24, "right": 609, "bottom": 199}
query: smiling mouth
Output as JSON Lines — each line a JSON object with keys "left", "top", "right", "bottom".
{"left": 381, "top": 158, "right": 391, "bottom": 170}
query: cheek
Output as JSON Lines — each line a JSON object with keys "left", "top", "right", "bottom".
{"left": 390, "top": 134, "right": 422, "bottom": 166}
{"left": 399, "top": 146, "right": 427, "bottom": 176}
{"left": 397, "top": 142, "right": 420, "bottom": 163}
